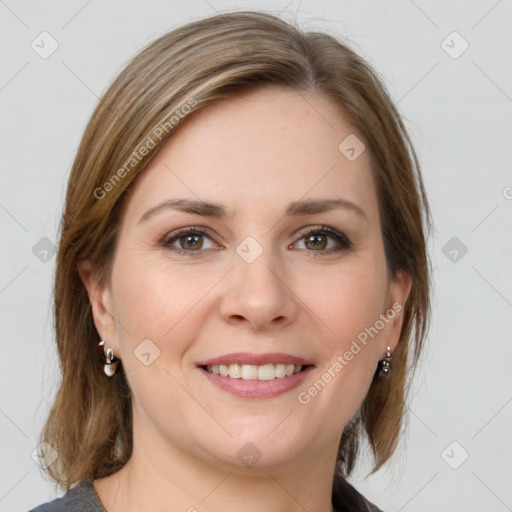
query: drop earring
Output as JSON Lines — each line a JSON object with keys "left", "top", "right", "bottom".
{"left": 98, "top": 340, "right": 119, "bottom": 377}
{"left": 378, "top": 345, "right": 392, "bottom": 376}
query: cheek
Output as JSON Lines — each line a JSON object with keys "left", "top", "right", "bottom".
{"left": 110, "top": 253, "right": 223, "bottom": 352}
{"left": 294, "top": 258, "right": 388, "bottom": 406}
{"left": 286, "top": 262, "right": 390, "bottom": 441}
{"left": 109, "top": 256, "right": 204, "bottom": 409}
{"left": 295, "top": 259, "right": 388, "bottom": 346}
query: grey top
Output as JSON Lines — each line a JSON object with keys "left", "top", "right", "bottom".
{"left": 28, "top": 477, "right": 383, "bottom": 512}
{"left": 28, "top": 479, "right": 105, "bottom": 512}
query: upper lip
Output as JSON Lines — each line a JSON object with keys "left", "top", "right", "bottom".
{"left": 197, "top": 352, "right": 314, "bottom": 367}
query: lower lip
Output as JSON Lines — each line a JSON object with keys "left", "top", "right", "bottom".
{"left": 200, "top": 366, "right": 314, "bottom": 399}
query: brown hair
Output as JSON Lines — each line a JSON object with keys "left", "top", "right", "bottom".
{"left": 41, "top": 10, "right": 431, "bottom": 491}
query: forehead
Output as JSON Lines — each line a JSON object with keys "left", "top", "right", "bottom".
{"left": 122, "top": 86, "right": 378, "bottom": 225}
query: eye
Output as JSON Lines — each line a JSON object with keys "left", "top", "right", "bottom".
{"left": 292, "top": 225, "right": 352, "bottom": 255}
{"left": 162, "top": 225, "right": 352, "bottom": 256}
{"left": 162, "top": 226, "right": 219, "bottom": 254}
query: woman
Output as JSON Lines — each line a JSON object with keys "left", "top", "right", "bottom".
{"left": 30, "top": 10, "right": 431, "bottom": 512}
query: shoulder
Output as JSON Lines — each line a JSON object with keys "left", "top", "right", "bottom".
{"left": 27, "top": 479, "right": 106, "bottom": 512}
{"left": 332, "top": 475, "right": 385, "bottom": 512}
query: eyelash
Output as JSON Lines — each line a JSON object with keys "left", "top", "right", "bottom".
{"left": 162, "top": 225, "right": 353, "bottom": 257}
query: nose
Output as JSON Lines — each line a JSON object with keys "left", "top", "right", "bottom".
{"left": 218, "top": 243, "right": 299, "bottom": 332}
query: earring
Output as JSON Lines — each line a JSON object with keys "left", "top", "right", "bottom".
{"left": 378, "top": 345, "right": 392, "bottom": 376}
{"left": 98, "top": 340, "right": 119, "bottom": 377}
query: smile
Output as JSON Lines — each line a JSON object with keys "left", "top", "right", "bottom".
{"left": 197, "top": 353, "right": 314, "bottom": 399}
{"left": 205, "top": 363, "right": 303, "bottom": 381}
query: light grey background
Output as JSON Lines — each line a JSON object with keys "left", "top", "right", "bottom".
{"left": 1, "top": 1, "right": 511, "bottom": 511}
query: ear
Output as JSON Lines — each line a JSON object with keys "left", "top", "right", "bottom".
{"left": 381, "top": 270, "right": 412, "bottom": 354}
{"left": 78, "top": 260, "right": 118, "bottom": 350}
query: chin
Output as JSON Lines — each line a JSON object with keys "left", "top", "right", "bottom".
{"left": 191, "top": 417, "right": 318, "bottom": 471}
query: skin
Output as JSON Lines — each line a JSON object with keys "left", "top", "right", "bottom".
{"left": 80, "top": 86, "right": 411, "bottom": 512}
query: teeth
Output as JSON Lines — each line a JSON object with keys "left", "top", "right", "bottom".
{"left": 258, "top": 364, "right": 275, "bottom": 381}
{"left": 275, "top": 363, "right": 286, "bottom": 378}
{"left": 228, "top": 363, "right": 241, "bottom": 379}
{"left": 241, "top": 364, "right": 258, "bottom": 380}
{"left": 206, "top": 363, "right": 304, "bottom": 381}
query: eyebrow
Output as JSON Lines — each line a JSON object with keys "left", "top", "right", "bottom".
{"left": 138, "top": 197, "right": 367, "bottom": 224}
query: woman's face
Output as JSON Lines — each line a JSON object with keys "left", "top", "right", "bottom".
{"left": 84, "top": 86, "right": 410, "bottom": 472}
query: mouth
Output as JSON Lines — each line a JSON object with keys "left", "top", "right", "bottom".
{"left": 197, "top": 352, "right": 314, "bottom": 398}
{"left": 202, "top": 362, "right": 309, "bottom": 381}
